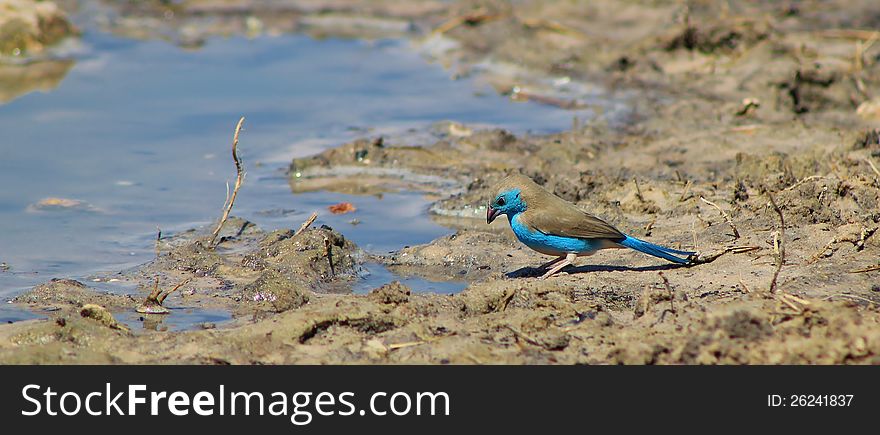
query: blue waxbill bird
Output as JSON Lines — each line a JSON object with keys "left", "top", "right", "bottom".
{"left": 486, "top": 174, "right": 695, "bottom": 279}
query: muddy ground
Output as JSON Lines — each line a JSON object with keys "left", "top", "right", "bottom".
{"left": 2, "top": 0, "right": 880, "bottom": 364}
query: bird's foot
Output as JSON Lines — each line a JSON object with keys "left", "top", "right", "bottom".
{"left": 538, "top": 253, "right": 577, "bottom": 279}
{"left": 538, "top": 255, "right": 567, "bottom": 270}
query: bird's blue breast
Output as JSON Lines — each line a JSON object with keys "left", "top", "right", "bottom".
{"left": 509, "top": 214, "right": 605, "bottom": 256}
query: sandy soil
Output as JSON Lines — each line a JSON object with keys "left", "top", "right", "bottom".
{"left": 2, "top": 0, "right": 880, "bottom": 364}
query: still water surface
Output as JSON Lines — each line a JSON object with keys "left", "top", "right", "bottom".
{"left": 0, "top": 20, "right": 618, "bottom": 313}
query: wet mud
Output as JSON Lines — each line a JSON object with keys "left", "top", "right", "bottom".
{"left": 2, "top": 0, "right": 880, "bottom": 364}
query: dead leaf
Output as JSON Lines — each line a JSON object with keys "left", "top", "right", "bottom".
{"left": 328, "top": 202, "right": 357, "bottom": 214}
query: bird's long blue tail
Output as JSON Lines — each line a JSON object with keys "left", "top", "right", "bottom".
{"left": 618, "top": 235, "right": 695, "bottom": 265}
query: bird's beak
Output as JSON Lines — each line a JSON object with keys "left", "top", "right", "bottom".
{"left": 487, "top": 206, "right": 501, "bottom": 224}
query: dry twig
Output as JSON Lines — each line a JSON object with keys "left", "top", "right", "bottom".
{"left": 849, "top": 264, "right": 880, "bottom": 273}
{"left": 293, "top": 211, "right": 318, "bottom": 238}
{"left": 137, "top": 277, "right": 193, "bottom": 314}
{"left": 209, "top": 117, "right": 246, "bottom": 247}
{"left": 632, "top": 177, "right": 644, "bottom": 202}
{"left": 782, "top": 175, "right": 830, "bottom": 192}
{"left": 699, "top": 196, "right": 740, "bottom": 239}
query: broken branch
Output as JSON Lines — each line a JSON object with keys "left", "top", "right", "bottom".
{"left": 293, "top": 211, "right": 318, "bottom": 238}
{"left": 209, "top": 117, "right": 246, "bottom": 247}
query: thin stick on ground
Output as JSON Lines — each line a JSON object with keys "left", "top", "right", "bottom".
{"left": 209, "top": 117, "right": 245, "bottom": 247}
{"left": 822, "top": 293, "right": 877, "bottom": 306}
{"left": 678, "top": 180, "right": 693, "bottom": 202}
{"left": 776, "top": 293, "right": 803, "bottom": 313}
{"left": 808, "top": 237, "right": 837, "bottom": 264}
{"left": 632, "top": 177, "right": 644, "bottom": 202}
{"left": 690, "top": 245, "right": 759, "bottom": 264}
{"left": 699, "top": 196, "right": 740, "bottom": 239}
{"left": 293, "top": 211, "right": 318, "bottom": 238}
{"left": 849, "top": 264, "right": 880, "bottom": 273}
{"left": 387, "top": 341, "right": 426, "bottom": 350}
{"left": 762, "top": 187, "right": 785, "bottom": 293}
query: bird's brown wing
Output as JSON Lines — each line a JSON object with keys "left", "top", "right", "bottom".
{"left": 520, "top": 200, "right": 625, "bottom": 241}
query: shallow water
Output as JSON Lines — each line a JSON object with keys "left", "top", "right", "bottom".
{"left": 0, "top": 16, "right": 616, "bottom": 307}
{"left": 354, "top": 262, "right": 467, "bottom": 295}
{"left": 117, "top": 308, "right": 233, "bottom": 333}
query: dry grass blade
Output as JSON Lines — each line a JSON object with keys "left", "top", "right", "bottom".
{"left": 822, "top": 293, "right": 877, "bottom": 306}
{"left": 209, "top": 116, "right": 246, "bottom": 247}
{"left": 505, "top": 325, "right": 541, "bottom": 347}
{"left": 775, "top": 293, "right": 803, "bottom": 313}
{"left": 782, "top": 293, "right": 811, "bottom": 306}
{"left": 866, "top": 158, "right": 880, "bottom": 178}
{"left": 387, "top": 341, "right": 427, "bottom": 350}
{"left": 518, "top": 17, "right": 586, "bottom": 37}
{"left": 678, "top": 180, "right": 693, "bottom": 202}
{"left": 808, "top": 238, "right": 837, "bottom": 264}
{"left": 782, "top": 175, "right": 830, "bottom": 192}
{"left": 762, "top": 187, "right": 785, "bottom": 293}
{"left": 632, "top": 177, "right": 644, "bottom": 202}
{"left": 817, "top": 29, "right": 880, "bottom": 40}
{"left": 699, "top": 196, "right": 740, "bottom": 239}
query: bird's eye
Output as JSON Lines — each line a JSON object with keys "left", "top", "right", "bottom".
{"left": 496, "top": 197, "right": 506, "bottom": 206}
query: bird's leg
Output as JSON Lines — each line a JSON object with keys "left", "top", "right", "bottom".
{"left": 538, "top": 255, "right": 567, "bottom": 270}
{"left": 540, "top": 253, "right": 577, "bottom": 280}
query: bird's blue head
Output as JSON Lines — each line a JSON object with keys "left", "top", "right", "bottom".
{"left": 487, "top": 188, "right": 526, "bottom": 223}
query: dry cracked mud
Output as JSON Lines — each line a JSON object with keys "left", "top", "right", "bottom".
{"left": 2, "top": 0, "right": 880, "bottom": 364}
